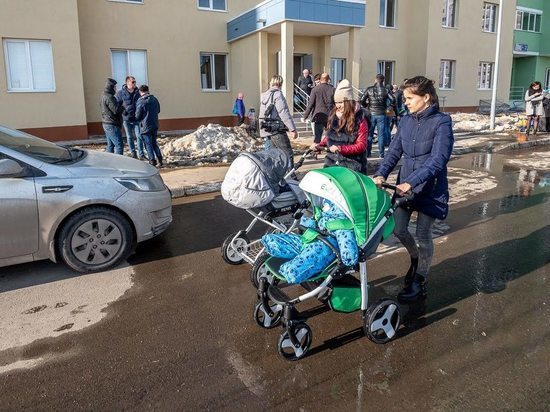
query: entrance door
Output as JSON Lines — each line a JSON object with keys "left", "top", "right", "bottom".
{"left": 293, "top": 54, "right": 313, "bottom": 82}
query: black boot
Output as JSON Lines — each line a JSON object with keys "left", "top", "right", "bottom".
{"left": 398, "top": 273, "right": 427, "bottom": 302}
{"left": 403, "top": 257, "right": 419, "bottom": 288}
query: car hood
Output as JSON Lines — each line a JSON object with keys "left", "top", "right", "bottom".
{"left": 66, "top": 150, "right": 158, "bottom": 178}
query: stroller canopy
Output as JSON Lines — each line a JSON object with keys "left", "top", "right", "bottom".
{"left": 298, "top": 167, "right": 392, "bottom": 246}
{"left": 221, "top": 148, "right": 291, "bottom": 209}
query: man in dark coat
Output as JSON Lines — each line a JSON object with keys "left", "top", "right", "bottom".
{"left": 302, "top": 72, "right": 334, "bottom": 143}
{"left": 295, "top": 69, "right": 313, "bottom": 109}
{"left": 135, "top": 85, "right": 162, "bottom": 167}
{"left": 116, "top": 75, "right": 146, "bottom": 159}
{"left": 100, "top": 78, "right": 124, "bottom": 155}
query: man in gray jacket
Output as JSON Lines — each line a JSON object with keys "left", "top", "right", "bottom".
{"left": 100, "top": 78, "right": 124, "bottom": 155}
{"left": 258, "top": 74, "right": 297, "bottom": 168}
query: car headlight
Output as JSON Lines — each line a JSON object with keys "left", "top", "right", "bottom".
{"left": 114, "top": 174, "right": 166, "bottom": 191}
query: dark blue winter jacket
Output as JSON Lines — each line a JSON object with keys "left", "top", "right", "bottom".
{"left": 135, "top": 93, "right": 161, "bottom": 135}
{"left": 116, "top": 85, "right": 140, "bottom": 122}
{"left": 375, "top": 105, "right": 454, "bottom": 219}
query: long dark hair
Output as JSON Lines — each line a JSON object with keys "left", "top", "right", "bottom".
{"left": 327, "top": 100, "right": 356, "bottom": 134}
{"left": 403, "top": 76, "right": 439, "bottom": 109}
{"left": 528, "top": 81, "right": 542, "bottom": 95}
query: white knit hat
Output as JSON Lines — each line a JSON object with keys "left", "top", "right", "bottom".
{"left": 334, "top": 79, "right": 354, "bottom": 103}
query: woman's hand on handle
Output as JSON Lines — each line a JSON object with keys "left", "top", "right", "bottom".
{"left": 373, "top": 176, "right": 386, "bottom": 188}
{"left": 396, "top": 182, "right": 412, "bottom": 196}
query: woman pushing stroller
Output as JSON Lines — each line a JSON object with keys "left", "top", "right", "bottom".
{"left": 310, "top": 79, "right": 369, "bottom": 174}
{"left": 373, "top": 76, "right": 454, "bottom": 302}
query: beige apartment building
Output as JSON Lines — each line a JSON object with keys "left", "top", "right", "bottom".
{"left": 0, "top": 0, "right": 515, "bottom": 141}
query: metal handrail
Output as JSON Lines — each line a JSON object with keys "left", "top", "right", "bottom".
{"left": 293, "top": 82, "right": 310, "bottom": 117}
{"left": 509, "top": 86, "right": 525, "bottom": 101}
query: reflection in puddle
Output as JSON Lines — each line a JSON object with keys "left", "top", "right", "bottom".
{"left": 517, "top": 168, "right": 541, "bottom": 197}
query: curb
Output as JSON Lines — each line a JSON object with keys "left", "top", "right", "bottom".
{"left": 492, "top": 136, "right": 550, "bottom": 153}
{"left": 168, "top": 157, "right": 385, "bottom": 199}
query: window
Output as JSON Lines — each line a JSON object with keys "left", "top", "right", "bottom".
{"left": 3, "top": 39, "right": 55, "bottom": 92}
{"left": 478, "top": 62, "right": 493, "bottom": 89}
{"left": 111, "top": 49, "right": 148, "bottom": 88}
{"left": 330, "top": 58, "right": 346, "bottom": 84}
{"left": 439, "top": 60, "right": 455, "bottom": 89}
{"left": 377, "top": 61, "right": 394, "bottom": 85}
{"left": 482, "top": 3, "right": 498, "bottom": 33}
{"left": 515, "top": 9, "right": 542, "bottom": 33}
{"left": 198, "top": 0, "right": 226, "bottom": 11}
{"left": 442, "top": 0, "right": 458, "bottom": 27}
{"left": 545, "top": 68, "right": 550, "bottom": 90}
{"left": 379, "top": 0, "right": 397, "bottom": 27}
{"left": 200, "top": 53, "right": 227, "bottom": 91}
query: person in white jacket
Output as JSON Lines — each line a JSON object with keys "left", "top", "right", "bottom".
{"left": 524, "top": 81, "right": 545, "bottom": 136}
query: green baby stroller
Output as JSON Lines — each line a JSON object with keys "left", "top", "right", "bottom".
{"left": 254, "top": 166, "right": 408, "bottom": 361}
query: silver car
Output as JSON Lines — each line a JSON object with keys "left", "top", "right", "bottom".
{"left": 0, "top": 125, "right": 172, "bottom": 272}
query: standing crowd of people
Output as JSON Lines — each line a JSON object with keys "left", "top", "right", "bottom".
{"left": 100, "top": 76, "right": 163, "bottom": 167}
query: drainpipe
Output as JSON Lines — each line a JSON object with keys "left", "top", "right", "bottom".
{"left": 490, "top": 0, "right": 504, "bottom": 130}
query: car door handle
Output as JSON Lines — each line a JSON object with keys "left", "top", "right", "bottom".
{"left": 42, "top": 185, "right": 73, "bottom": 193}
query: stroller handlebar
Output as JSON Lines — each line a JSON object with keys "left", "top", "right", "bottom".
{"left": 292, "top": 149, "right": 315, "bottom": 171}
{"left": 380, "top": 182, "right": 414, "bottom": 207}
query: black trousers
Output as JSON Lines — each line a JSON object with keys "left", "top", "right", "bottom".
{"left": 313, "top": 121, "right": 325, "bottom": 144}
{"left": 270, "top": 132, "right": 294, "bottom": 168}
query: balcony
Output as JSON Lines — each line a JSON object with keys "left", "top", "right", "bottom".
{"left": 227, "top": 0, "right": 366, "bottom": 42}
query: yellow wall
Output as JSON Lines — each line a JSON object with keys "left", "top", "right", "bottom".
{"left": 0, "top": 0, "right": 518, "bottom": 137}
{"left": 0, "top": 0, "right": 86, "bottom": 129}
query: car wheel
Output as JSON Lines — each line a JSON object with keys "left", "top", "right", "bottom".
{"left": 58, "top": 206, "right": 134, "bottom": 272}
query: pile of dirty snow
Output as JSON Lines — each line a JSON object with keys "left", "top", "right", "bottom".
{"left": 451, "top": 113, "right": 520, "bottom": 133}
{"left": 161, "top": 123, "right": 262, "bottom": 166}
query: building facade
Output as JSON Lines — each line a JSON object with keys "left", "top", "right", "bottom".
{"left": 0, "top": 0, "right": 516, "bottom": 141}
{"left": 510, "top": 0, "right": 550, "bottom": 100}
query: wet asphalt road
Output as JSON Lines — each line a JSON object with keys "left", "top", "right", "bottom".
{"left": 0, "top": 149, "right": 549, "bottom": 410}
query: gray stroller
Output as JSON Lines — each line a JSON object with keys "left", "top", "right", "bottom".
{"left": 221, "top": 149, "right": 311, "bottom": 272}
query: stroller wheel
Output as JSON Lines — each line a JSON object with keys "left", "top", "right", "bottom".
{"left": 364, "top": 298, "right": 401, "bottom": 344}
{"left": 277, "top": 323, "right": 312, "bottom": 361}
{"left": 253, "top": 301, "right": 283, "bottom": 329}
{"left": 250, "top": 253, "right": 270, "bottom": 288}
{"left": 221, "top": 232, "right": 249, "bottom": 265}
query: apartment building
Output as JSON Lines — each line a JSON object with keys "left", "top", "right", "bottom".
{"left": 0, "top": 0, "right": 515, "bottom": 141}
{"left": 510, "top": 0, "right": 550, "bottom": 99}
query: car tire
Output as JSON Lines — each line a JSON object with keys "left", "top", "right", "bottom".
{"left": 57, "top": 206, "right": 135, "bottom": 273}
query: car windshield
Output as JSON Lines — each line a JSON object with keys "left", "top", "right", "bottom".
{"left": 0, "top": 125, "right": 73, "bottom": 163}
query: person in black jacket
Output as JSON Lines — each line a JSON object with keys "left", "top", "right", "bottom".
{"left": 100, "top": 78, "right": 124, "bottom": 155}
{"left": 135, "top": 85, "right": 162, "bottom": 167}
{"left": 116, "top": 75, "right": 146, "bottom": 160}
{"left": 302, "top": 73, "right": 334, "bottom": 143}
{"left": 373, "top": 76, "right": 454, "bottom": 302}
{"left": 360, "top": 74, "right": 392, "bottom": 158}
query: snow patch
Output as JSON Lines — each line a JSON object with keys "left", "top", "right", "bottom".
{"left": 161, "top": 123, "right": 262, "bottom": 166}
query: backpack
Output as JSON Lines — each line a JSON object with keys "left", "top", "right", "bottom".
{"left": 232, "top": 100, "right": 239, "bottom": 115}
{"left": 260, "top": 91, "right": 288, "bottom": 133}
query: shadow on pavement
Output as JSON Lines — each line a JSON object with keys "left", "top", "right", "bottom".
{"left": 301, "top": 224, "right": 549, "bottom": 359}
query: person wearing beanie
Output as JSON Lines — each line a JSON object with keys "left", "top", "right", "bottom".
{"left": 310, "top": 79, "right": 369, "bottom": 173}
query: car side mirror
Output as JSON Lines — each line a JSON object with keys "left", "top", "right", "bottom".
{"left": 0, "top": 158, "right": 26, "bottom": 177}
